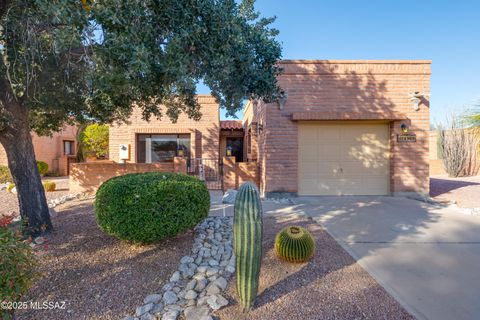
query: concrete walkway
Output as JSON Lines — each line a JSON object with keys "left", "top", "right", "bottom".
{"left": 265, "top": 196, "right": 480, "bottom": 320}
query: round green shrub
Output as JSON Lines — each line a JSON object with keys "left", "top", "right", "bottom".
{"left": 42, "top": 181, "right": 56, "bottom": 192}
{"left": 36, "top": 161, "right": 48, "bottom": 176}
{"left": 95, "top": 172, "right": 210, "bottom": 244}
{"left": 0, "top": 165, "right": 12, "bottom": 184}
{"left": 0, "top": 227, "right": 37, "bottom": 311}
{"left": 275, "top": 225, "right": 315, "bottom": 263}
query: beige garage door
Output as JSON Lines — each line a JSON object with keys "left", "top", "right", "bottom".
{"left": 298, "top": 122, "right": 390, "bottom": 195}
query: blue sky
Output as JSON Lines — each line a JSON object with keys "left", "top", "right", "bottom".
{"left": 202, "top": 0, "right": 480, "bottom": 123}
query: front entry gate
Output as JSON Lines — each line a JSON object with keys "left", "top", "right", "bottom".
{"left": 188, "top": 158, "right": 223, "bottom": 190}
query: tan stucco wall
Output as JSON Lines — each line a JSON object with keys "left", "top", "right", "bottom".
{"left": 0, "top": 125, "right": 77, "bottom": 173}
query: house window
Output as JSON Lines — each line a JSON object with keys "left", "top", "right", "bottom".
{"left": 137, "top": 134, "right": 190, "bottom": 163}
{"left": 63, "top": 140, "right": 75, "bottom": 155}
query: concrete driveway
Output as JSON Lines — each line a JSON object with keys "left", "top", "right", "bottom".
{"left": 268, "top": 196, "right": 480, "bottom": 320}
{"left": 209, "top": 191, "right": 480, "bottom": 319}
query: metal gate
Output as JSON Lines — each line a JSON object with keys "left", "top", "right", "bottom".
{"left": 188, "top": 158, "right": 223, "bottom": 190}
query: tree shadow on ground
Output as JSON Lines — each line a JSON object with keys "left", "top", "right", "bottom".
{"left": 430, "top": 177, "right": 480, "bottom": 197}
{"left": 16, "top": 199, "right": 195, "bottom": 320}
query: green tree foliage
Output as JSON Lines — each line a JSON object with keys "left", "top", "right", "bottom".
{"left": 0, "top": 0, "right": 282, "bottom": 235}
{"left": 81, "top": 124, "right": 109, "bottom": 158}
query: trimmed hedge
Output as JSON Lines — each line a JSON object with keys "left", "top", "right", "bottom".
{"left": 95, "top": 172, "right": 210, "bottom": 244}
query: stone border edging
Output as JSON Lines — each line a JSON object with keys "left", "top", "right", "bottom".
{"left": 128, "top": 216, "right": 235, "bottom": 320}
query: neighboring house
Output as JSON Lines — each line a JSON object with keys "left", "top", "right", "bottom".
{"left": 107, "top": 60, "right": 431, "bottom": 197}
{"left": 0, "top": 125, "right": 77, "bottom": 175}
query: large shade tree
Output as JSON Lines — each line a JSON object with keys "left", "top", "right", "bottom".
{"left": 0, "top": 0, "right": 282, "bottom": 236}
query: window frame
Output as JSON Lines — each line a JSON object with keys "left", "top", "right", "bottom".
{"left": 136, "top": 133, "right": 191, "bottom": 163}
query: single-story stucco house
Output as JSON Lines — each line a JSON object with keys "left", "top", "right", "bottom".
{"left": 106, "top": 60, "right": 431, "bottom": 198}
{"left": 0, "top": 125, "right": 77, "bottom": 175}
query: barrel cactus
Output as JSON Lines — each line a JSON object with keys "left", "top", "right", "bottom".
{"left": 234, "top": 182, "right": 263, "bottom": 312}
{"left": 275, "top": 226, "right": 315, "bottom": 263}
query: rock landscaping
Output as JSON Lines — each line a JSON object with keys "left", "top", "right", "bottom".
{"left": 130, "top": 216, "right": 234, "bottom": 320}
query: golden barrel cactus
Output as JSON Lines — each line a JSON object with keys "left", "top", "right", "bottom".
{"left": 275, "top": 226, "right": 315, "bottom": 263}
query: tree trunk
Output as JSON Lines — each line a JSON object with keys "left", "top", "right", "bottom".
{"left": 0, "top": 103, "right": 52, "bottom": 237}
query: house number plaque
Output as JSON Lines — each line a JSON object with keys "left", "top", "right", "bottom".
{"left": 397, "top": 133, "right": 416, "bottom": 142}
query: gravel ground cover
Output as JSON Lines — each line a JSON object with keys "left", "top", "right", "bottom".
{"left": 214, "top": 214, "right": 413, "bottom": 320}
{"left": 430, "top": 175, "right": 480, "bottom": 208}
{"left": 15, "top": 199, "right": 194, "bottom": 320}
{"left": 0, "top": 176, "right": 71, "bottom": 217}
{"left": 130, "top": 216, "right": 234, "bottom": 320}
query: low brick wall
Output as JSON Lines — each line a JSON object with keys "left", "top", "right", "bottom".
{"left": 222, "top": 156, "right": 259, "bottom": 191}
{"left": 70, "top": 159, "right": 186, "bottom": 193}
{"left": 429, "top": 159, "right": 446, "bottom": 176}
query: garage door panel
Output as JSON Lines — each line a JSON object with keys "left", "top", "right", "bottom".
{"left": 318, "top": 144, "right": 341, "bottom": 160}
{"left": 299, "top": 122, "right": 389, "bottom": 196}
{"left": 301, "top": 147, "right": 318, "bottom": 161}
{"left": 299, "top": 126, "right": 318, "bottom": 142}
{"left": 299, "top": 179, "right": 343, "bottom": 196}
{"left": 341, "top": 161, "right": 389, "bottom": 176}
{"left": 317, "top": 162, "right": 339, "bottom": 178}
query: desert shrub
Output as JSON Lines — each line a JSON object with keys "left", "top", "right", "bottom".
{"left": 0, "top": 226, "right": 37, "bottom": 316}
{"left": 95, "top": 172, "right": 210, "bottom": 244}
{"left": 42, "top": 181, "right": 56, "bottom": 192}
{"left": 440, "top": 114, "right": 476, "bottom": 177}
{"left": 36, "top": 161, "right": 49, "bottom": 176}
{"left": 0, "top": 165, "right": 12, "bottom": 184}
{"left": 7, "top": 183, "right": 15, "bottom": 193}
{"left": 81, "top": 124, "right": 109, "bottom": 158}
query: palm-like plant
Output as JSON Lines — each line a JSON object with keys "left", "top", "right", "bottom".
{"left": 463, "top": 103, "right": 480, "bottom": 127}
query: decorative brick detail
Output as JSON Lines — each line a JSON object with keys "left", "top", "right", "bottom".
{"left": 292, "top": 111, "right": 407, "bottom": 121}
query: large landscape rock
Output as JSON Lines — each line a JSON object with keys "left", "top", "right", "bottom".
{"left": 221, "top": 189, "right": 237, "bottom": 204}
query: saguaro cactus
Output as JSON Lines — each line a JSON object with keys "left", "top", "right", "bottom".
{"left": 233, "top": 182, "right": 263, "bottom": 312}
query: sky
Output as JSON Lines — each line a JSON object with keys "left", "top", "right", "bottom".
{"left": 202, "top": 0, "right": 480, "bottom": 123}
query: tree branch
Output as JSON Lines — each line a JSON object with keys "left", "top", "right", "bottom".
{"left": 0, "top": 0, "right": 13, "bottom": 18}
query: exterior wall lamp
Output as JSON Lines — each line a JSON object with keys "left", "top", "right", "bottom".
{"left": 409, "top": 91, "right": 429, "bottom": 111}
{"left": 226, "top": 146, "right": 232, "bottom": 157}
{"left": 277, "top": 91, "right": 288, "bottom": 110}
